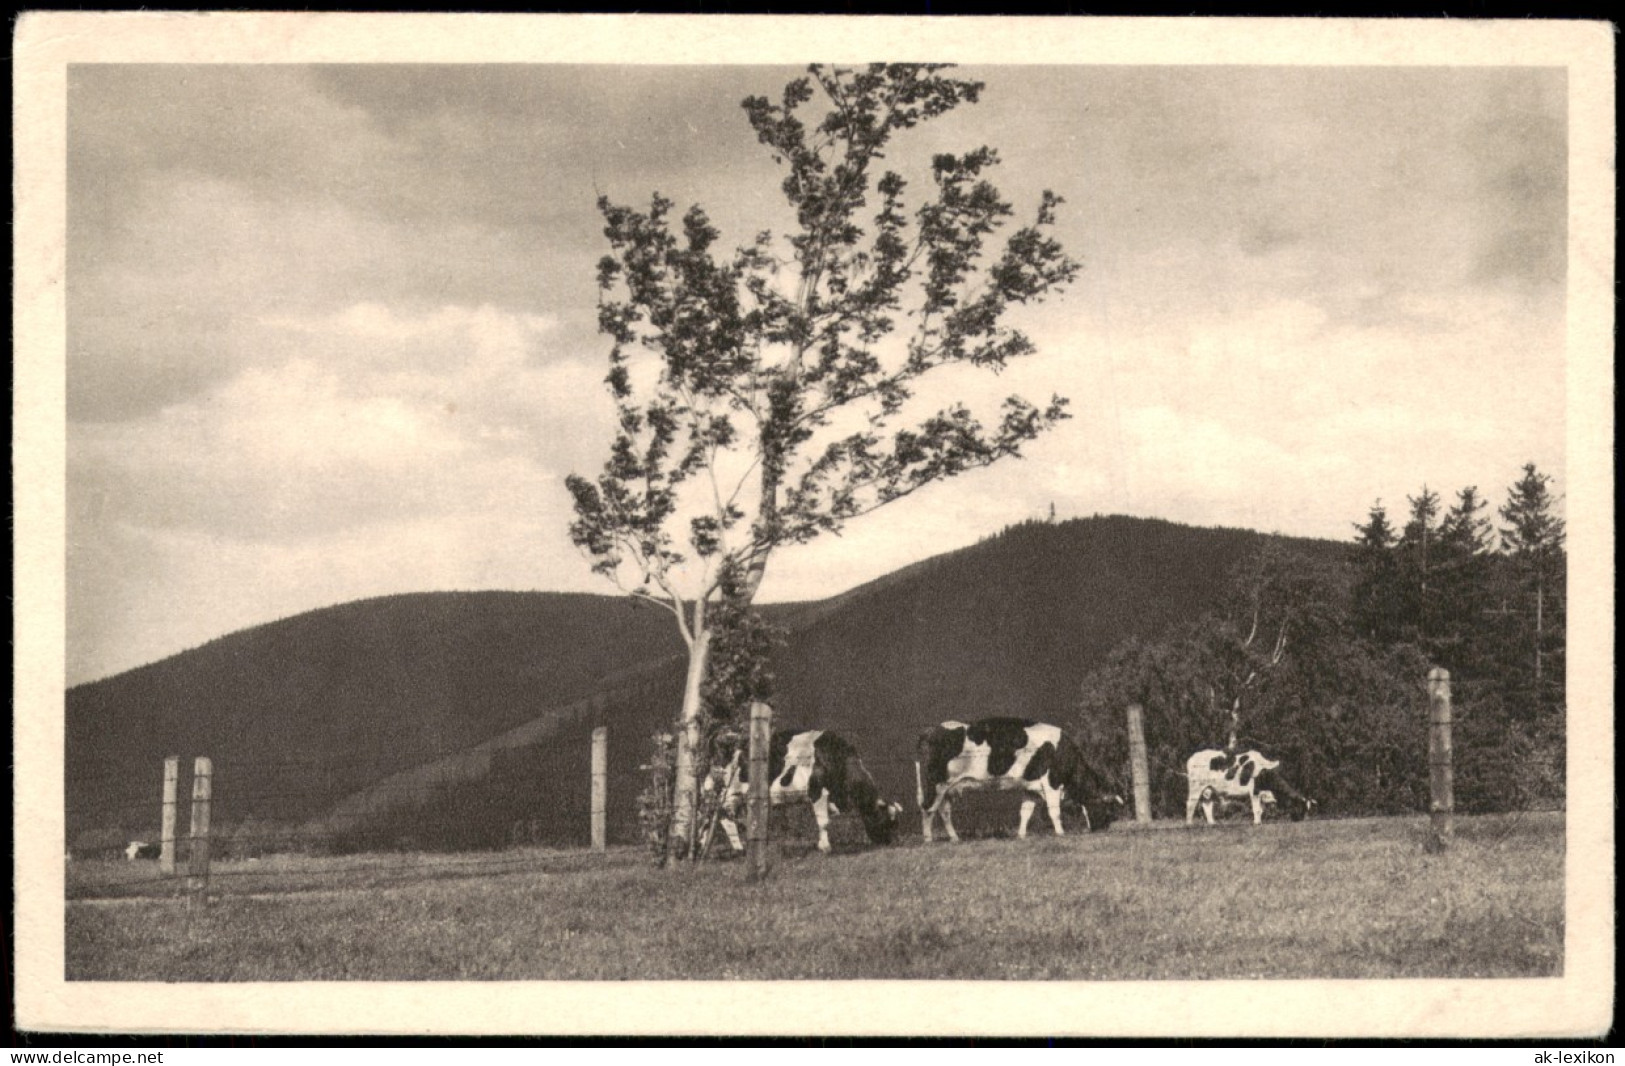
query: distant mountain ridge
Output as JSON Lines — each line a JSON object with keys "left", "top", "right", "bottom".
{"left": 66, "top": 515, "right": 1342, "bottom": 852}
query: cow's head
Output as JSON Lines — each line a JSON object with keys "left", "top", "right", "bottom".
{"left": 1258, "top": 789, "right": 1312, "bottom": 821}
{"left": 1081, "top": 793, "right": 1126, "bottom": 832}
{"left": 859, "top": 799, "right": 903, "bottom": 845}
{"left": 1254, "top": 762, "right": 1315, "bottom": 821}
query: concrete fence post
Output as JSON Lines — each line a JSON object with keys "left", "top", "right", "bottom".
{"left": 746, "top": 701, "right": 772, "bottom": 882}
{"left": 1126, "top": 704, "right": 1153, "bottom": 824}
{"left": 1424, "top": 668, "right": 1454, "bottom": 854}
{"left": 187, "top": 756, "right": 212, "bottom": 907}
{"left": 591, "top": 726, "right": 608, "bottom": 853}
{"left": 160, "top": 756, "right": 179, "bottom": 876}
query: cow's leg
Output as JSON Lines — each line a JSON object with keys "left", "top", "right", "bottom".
{"left": 1185, "top": 791, "right": 1199, "bottom": 825}
{"left": 717, "top": 785, "right": 746, "bottom": 852}
{"left": 1201, "top": 792, "right": 1217, "bottom": 824}
{"left": 719, "top": 814, "right": 744, "bottom": 852}
{"left": 812, "top": 792, "right": 833, "bottom": 854}
{"left": 1250, "top": 792, "right": 1264, "bottom": 825}
{"left": 940, "top": 797, "right": 960, "bottom": 843}
{"left": 1017, "top": 797, "right": 1037, "bottom": 839}
{"left": 916, "top": 762, "right": 932, "bottom": 842}
{"left": 1045, "top": 786, "right": 1066, "bottom": 836}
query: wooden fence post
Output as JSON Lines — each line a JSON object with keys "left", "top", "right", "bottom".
{"left": 1126, "top": 704, "right": 1153, "bottom": 824}
{"left": 746, "top": 701, "right": 772, "bottom": 882}
{"left": 591, "top": 726, "right": 608, "bottom": 853}
{"left": 160, "top": 756, "right": 179, "bottom": 876}
{"left": 187, "top": 756, "right": 212, "bottom": 907}
{"left": 1424, "top": 668, "right": 1454, "bottom": 854}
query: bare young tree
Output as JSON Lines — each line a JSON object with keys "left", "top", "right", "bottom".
{"left": 567, "top": 64, "right": 1081, "bottom": 857}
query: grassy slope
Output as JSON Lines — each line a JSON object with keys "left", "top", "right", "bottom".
{"left": 66, "top": 812, "right": 1562, "bottom": 980}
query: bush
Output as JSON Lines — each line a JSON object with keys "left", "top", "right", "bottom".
{"left": 636, "top": 731, "right": 677, "bottom": 865}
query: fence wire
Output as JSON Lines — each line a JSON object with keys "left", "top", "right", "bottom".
{"left": 66, "top": 716, "right": 1564, "bottom": 902}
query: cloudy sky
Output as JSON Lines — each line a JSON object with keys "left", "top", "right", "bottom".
{"left": 65, "top": 63, "right": 1567, "bottom": 685}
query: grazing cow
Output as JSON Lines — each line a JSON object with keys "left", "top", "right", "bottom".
{"left": 124, "top": 840, "right": 161, "bottom": 861}
{"left": 712, "top": 729, "right": 902, "bottom": 854}
{"left": 1185, "top": 748, "right": 1315, "bottom": 825}
{"left": 916, "top": 718, "right": 1124, "bottom": 843}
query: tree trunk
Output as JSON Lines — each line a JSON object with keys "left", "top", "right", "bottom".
{"left": 1419, "top": 519, "right": 1429, "bottom": 645}
{"left": 1533, "top": 573, "right": 1544, "bottom": 689}
{"left": 744, "top": 425, "right": 783, "bottom": 604}
{"left": 665, "top": 625, "right": 712, "bottom": 863}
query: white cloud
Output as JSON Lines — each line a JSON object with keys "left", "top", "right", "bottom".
{"left": 67, "top": 299, "right": 622, "bottom": 680}
{"left": 69, "top": 172, "right": 600, "bottom": 422}
{"left": 74, "top": 299, "right": 609, "bottom": 536}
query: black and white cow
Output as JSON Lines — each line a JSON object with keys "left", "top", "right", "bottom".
{"left": 124, "top": 840, "right": 161, "bottom": 861}
{"left": 1184, "top": 748, "right": 1315, "bottom": 825}
{"left": 916, "top": 718, "right": 1124, "bottom": 842}
{"left": 712, "top": 729, "right": 902, "bottom": 854}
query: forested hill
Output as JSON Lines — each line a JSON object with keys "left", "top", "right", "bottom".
{"left": 66, "top": 515, "right": 1342, "bottom": 851}
{"left": 66, "top": 592, "right": 689, "bottom": 841}
{"left": 764, "top": 516, "right": 1338, "bottom": 817}
{"left": 778, "top": 515, "right": 1314, "bottom": 727}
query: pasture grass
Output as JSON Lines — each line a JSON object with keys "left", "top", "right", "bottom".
{"left": 65, "top": 812, "right": 1562, "bottom": 981}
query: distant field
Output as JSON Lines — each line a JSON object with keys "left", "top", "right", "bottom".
{"left": 66, "top": 812, "right": 1562, "bottom": 981}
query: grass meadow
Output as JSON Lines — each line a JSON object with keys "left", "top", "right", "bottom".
{"left": 65, "top": 812, "right": 1563, "bottom": 981}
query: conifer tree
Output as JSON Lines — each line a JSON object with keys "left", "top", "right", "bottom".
{"left": 1431, "top": 485, "right": 1496, "bottom": 673}
{"left": 1352, "top": 499, "right": 1402, "bottom": 644}
{"left": 1397, "top": 486, "right": 1443, "bottom": 649}
{"left": 1439, "top": 485, "right": 1495, "bottom": 555}
{"left": 1497, "top": 463, "right": 1566, "bottom": 718}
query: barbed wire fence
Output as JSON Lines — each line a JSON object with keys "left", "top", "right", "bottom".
{"left": 66, "top": 665, "right": 1563, "bottom": 903}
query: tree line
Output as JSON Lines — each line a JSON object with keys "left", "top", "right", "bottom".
{"left": 1075, "top": 463, "right": 1566, "bottom": 819}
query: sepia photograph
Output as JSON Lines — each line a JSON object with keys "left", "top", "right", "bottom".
{"left": 13, "top": 13, "right": 1614, "bottom": 1038}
